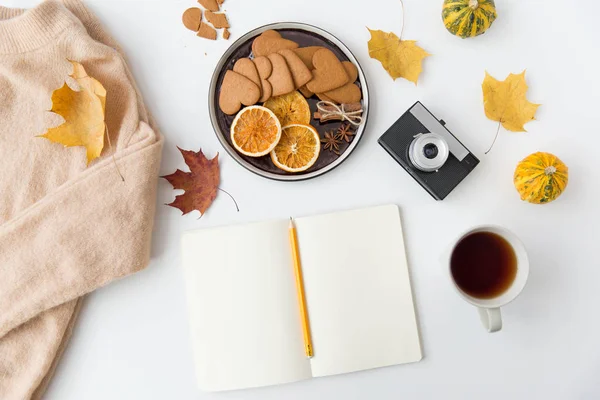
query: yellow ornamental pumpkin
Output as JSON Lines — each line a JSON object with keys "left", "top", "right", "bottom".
{"left": 442, "top": 0, "right": 497, "bottom": 38}
{"left": 514, "top": 152, "right": 568, "bottom": 204}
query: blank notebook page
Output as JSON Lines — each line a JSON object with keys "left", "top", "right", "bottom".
{"left": 181, "top": 220, "right": 311, "bottom": 391}
{"left": 295, "top": 205, "right": 422, "bottom": 377}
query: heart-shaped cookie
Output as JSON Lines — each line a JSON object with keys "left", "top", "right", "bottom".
{"left": 233, "top": 58, "right": 262, "bottom": 96}
{"left": 321, "top": 83, "right": 361, "bottom": 104}
{"left": 293, "top": 46, "right": 324, "bottom": 70}
{"left": 253, "top": 56, "right": 273, "bottom": 102}
{"left": 219, "top": 70, "right": 261, "bottom": 115}
{"left": 320, "top": 61, "right": 361, "bottom": 104}
{"left": 306, "top": 48, "right": 349, "bottom": 93}
{"left": 261, "top": 30, "right": 281, "bottom": 39}
{"left": 299, "top": 85, "right": 314, "bottom": 98}
{"left": 278, "top": 49, "right": 312, "bottom": 89}
{"left": 252, "top": 35, "right": 299, "bottom": 57}
{"left": 341, "top": 61, "right": 358, "bottom": 82}
{"left": 317, "top": 92, "right": 335, "bottom": 102}
{"left": 267, "top": 53, "right": 295, "bottom": 97}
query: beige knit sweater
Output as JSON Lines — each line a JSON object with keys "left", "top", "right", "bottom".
{"left": 0, "top": 1, "right": 163, "bottom": 398}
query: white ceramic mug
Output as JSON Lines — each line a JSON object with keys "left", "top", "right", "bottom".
{"left": 447, "top": 226, "right": 529, "bottom": 333}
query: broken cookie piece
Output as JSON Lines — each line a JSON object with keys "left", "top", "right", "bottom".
{"left": 182, "top": 7, "right": 202, "bottom": 32}
{"left": 197, "top": 22, "right": 217, "bottom": 40}
{"left": 223, "top": 28, "right": 231, "bottom": 40}
{"left": 197, "top": 0, "right": 220, "bottom": 12}
{"left": 205, "top": 11, "right": 229, "bottom": 29}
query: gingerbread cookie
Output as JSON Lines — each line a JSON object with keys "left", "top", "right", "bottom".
{"left": 267, "top": 53, "right": 295, "bottom": 97}
{"left": 223, "top": 29, "right": 231, "bottom": 40}
{"left": 252, "top": 35, "right": 299, "bottom": 57}
{"left": 219, "top": 70, "right": 261, "bottom": 115}
{"left": 253, "top": 56, "right": 273, "bottom": 102}
{"left": 233, "top": 58, "right": 262, "bottom": 95}
{"left": 261, "top": 30, "right": 281, "bottom": 39}
{"left": 182, "top": 8, "right": 202, "bottom": 32}
{"left": 197, "top": 0, "right": 219, "bottom": 12}
{"left": 299, "top": 85, "right": 314, "bottom": 98}
{"left": 306, "top": 48, "right": 349, "bottom": 93}
{"left": 320, "top": 61, "right": 361, "bottom": 104}
{"left": 322, "top": 83, "right": 361, "bottom": 104}
{"left": 293, "top": 46, "right": 324, "bottom": 70}
{"left": 278, "top": 49, "right": 312, "bottom": 89}
{"left": 341, "top": 61, "right": 358, "bottom": 82}
{"left": 197, "top": 22, "right": 217, "bottom": 40}
{"left": 205, "top": 11, "right": 229, "bottom": 29}
{"left": 316, "top": 92, "right": 335, "bottom": 102}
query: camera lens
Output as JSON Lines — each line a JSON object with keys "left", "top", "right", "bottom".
{"left": 408, "top": 133, "right": 450, "bottom": 172}
{"left": 423, "top": 143, "right": 438, "bottom": 159}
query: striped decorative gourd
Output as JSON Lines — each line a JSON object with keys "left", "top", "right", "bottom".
{"left": 442, "top": 0, "right": 497, "bottom": 38}
{"left": 514, "top": 152, "right": 569, "bottom": 204}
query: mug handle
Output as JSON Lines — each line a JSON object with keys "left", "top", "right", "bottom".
{"left": 478, "top": 307, "right": 502, "bottom": 333}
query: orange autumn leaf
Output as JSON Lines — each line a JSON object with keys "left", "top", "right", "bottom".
{"left": 162, "top": 148, "right": 221, "bottom": 216}
{"left": 39, "top": 60, "right": 107, "bottom": 164}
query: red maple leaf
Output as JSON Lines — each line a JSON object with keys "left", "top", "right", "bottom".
{"left": 162, "top": 148, "right": 221, "bottom": 216}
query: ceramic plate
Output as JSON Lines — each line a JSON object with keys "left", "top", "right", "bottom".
{"left": 209, "top": 22, "right": 370, "bottom": 181}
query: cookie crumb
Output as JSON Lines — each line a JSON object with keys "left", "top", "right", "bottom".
{"left": 197, "top": 22, "right": 217, "bottom": 40}
{"left": 223, "top": 28, "right": 231, "bottom": 40}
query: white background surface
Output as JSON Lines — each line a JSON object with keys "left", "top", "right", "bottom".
{"left": 4, "top": 0, "right": 600, "bottom": 399}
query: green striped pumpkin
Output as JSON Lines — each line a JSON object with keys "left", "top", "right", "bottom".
{"left": 442, "top": 0, "right": 497, "bottom": 38}
{"left": 514, "top": 152, "right": 568, "bottom": 204}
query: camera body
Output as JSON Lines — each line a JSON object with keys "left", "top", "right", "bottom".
{"left": 378, "top": 102, "right": 479, "bottom": 200}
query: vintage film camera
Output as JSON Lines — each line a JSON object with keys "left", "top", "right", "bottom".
{"left": 378, "top": 102, "right": 479, "bottom": 200}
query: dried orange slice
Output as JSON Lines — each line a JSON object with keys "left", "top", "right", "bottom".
{"left": 271, "top": 124, "right": 320, "bottom": 173}
{"left": 263, "top": 91, "right": 311, "bottom": 127}
{"left": 231, "top": 106, "right": 282, "bottom": 157}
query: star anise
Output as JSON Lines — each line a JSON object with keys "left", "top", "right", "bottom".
{"left": 321, "top": 130, "right": 342, "bottom": 155}
{"left": 335, "top": 123, "right": 355, "bottom": 143}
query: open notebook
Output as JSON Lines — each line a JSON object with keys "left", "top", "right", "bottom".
{"left": 181, "top": 204, "right": 422, "bottom": 391}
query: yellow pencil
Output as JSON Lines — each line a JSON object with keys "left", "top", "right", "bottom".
{"left": 289, "top": 217, "right": 314, "bottom": 358}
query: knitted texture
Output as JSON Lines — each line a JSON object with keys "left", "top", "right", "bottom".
{"left": 0, "top": 1, "right": 163, "bottom": 398}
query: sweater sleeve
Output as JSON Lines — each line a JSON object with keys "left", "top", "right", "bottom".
{"left": 0, "top": 122, "right": 162, "bottom": 337}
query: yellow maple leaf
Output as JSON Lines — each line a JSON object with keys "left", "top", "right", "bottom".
{"left": 367, "top": 28, "right": 430, "bottom": 84}
{"left": 482, "top": 70, "right": 540, "bottom": 132}
{"left": 40, "top": 60, "right": 107, "bottom": 164}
